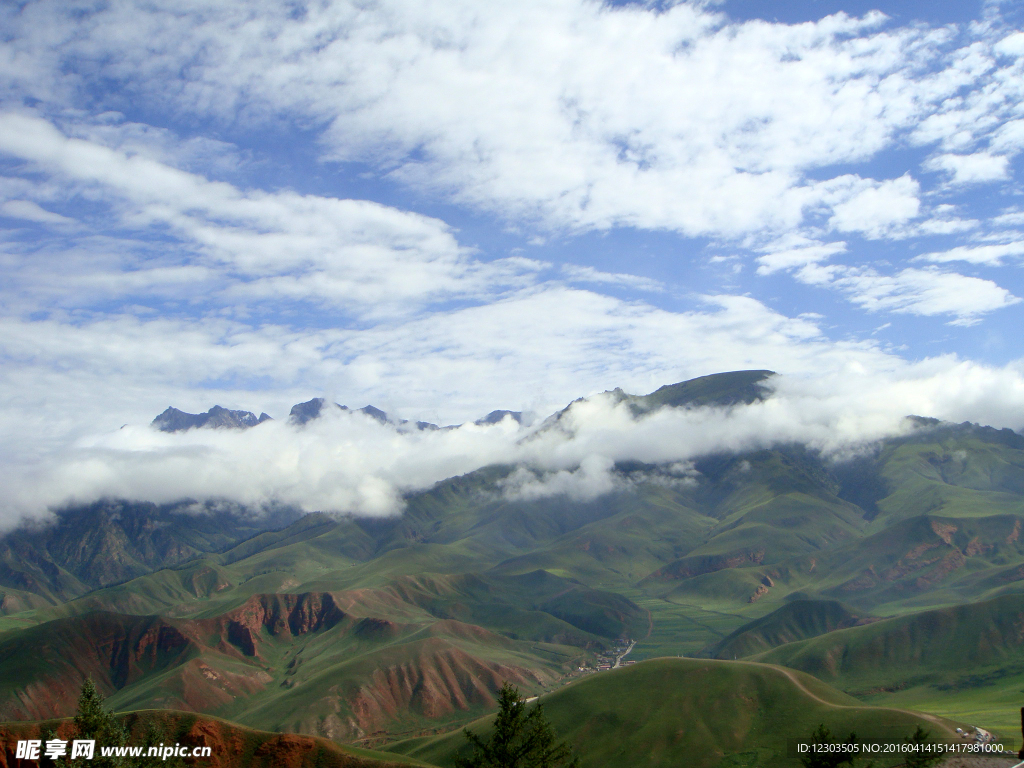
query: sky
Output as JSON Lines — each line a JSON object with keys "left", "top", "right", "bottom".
{"left": 3, "top": 0, "right": 1024, "bottom": 520}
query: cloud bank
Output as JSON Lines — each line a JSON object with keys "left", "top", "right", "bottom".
{"left": 6, "top": 358, "right": 1024, "bottom": 527}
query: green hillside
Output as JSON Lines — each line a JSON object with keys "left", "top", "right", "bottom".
{"left": 632, "top": 370, "right": 776, "bottom": 411}
{"left": 704, "top": 599, "right": 873, "bottom": 659}
{"left": 385, "top": 658, "right": 959, "bottom": 768}
{"left": 754, "top": 592, "right": 1024, "bottom": 733}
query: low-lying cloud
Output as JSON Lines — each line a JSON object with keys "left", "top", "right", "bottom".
{"left": 5, "top": 358, "right": 1024, "bottom": 528}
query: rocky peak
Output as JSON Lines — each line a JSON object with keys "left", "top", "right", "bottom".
{"left": 288, "top": 397, "right": 349, "bottom": 425}
{"left": 152, "top": 406, "right": 270, "bottom": 433}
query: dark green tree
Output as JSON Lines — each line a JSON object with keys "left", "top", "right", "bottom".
{"left": 455, "top": 682, "right": 581, "bottom": 768}
{"left": 73, "top": 677, "right": 127, "bottom": 767}
{"left": 799, "top": 724, "right": 858, "bottom": 768}
{"left": 903, "top": 726, "right": 942, "bottom": 768}
{"left": 42, "top": 678, "right": 126, "bottom": 767}
{"left": 46, "top": 680, "right": 186, "bottom": 768}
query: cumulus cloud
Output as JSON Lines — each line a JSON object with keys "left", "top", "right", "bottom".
{"left": 824, "top": 175, "right": 921, "bottom": 238}
{"left": 995, "top": 32, "right": 1024, "bottom": 58}
{"left": 925, "top": 152, "right": 1011, "bottom": 184}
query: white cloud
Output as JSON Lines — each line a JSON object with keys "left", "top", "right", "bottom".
{"left": 753, "top": 231, "right": 1021, "bottom": 323}
{"left": 916, "top": 242, "right": 1024, "bottom": 265}
{"left": 833, "top": 267, "right": 1021, "bottom": 324}
{"left": 561, "top": 264, "right": 662, "bottom": 292}
{"left": 1, "top": 1, "right": 1018, "bottom": 239}
{"left": 994, "top": 32, "right": 1024, "bottom": 58}
{"left": 756, "top": 238, "right": 846, "bottom": 276}
{"left": 912, "top": 214, "right": 979, "bottom": 236}
{"left": 0, "top": 199, "right": 74, "bottom": 225}
{"left": 992, "top": 210, "right": 1024, "bottom": 227}
{"left": 0, "top": 112, "right": 539, "bottom": 315}
{"left": 989, "top": 119, "right": 1024, "bottom": 154}
{"left": 925, "top": 151, "right": 1011, "bottom": 184}
{"left": 499, "top": 455, "right": 618, "bottom": 503}
{"left": 825, "top": 174, "right": 921, "bottom": 238}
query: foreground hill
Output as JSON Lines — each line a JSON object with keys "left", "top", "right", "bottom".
{"left": 385, "top": 658, "right": 959, "bottom": 768}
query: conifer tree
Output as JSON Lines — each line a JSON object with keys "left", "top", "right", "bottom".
{"left": 455, "top": 682, "right": 581, "bottom": 768}
{"left": 71, "top": 677, "right": 127, "bottom": 767}
{"left": 799, "top": 724, "right": 858, "bottom": 768}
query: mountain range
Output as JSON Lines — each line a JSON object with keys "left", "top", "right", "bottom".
{"left": 154, "top": 397, "right": 525, "bottom": 433}
{"left": 2, "top": 370, "right": 1024, "bottom": 765}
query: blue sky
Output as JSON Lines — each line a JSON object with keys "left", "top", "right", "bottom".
{"left": 3, "top": 0, "right": 1024, "bottom": 517}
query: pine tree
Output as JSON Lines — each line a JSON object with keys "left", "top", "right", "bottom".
{"left": 455, "top": 682, "right": 581, "bottom": 768}
{"left": 43, "top": 679, "right": 188, "bottom": 768}
{"left": 70, "top": 677, "right": 128, "bottom": 768}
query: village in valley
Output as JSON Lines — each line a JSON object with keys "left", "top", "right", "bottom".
{"left": 580, "top": 639, "right": 637, "bottom": 674}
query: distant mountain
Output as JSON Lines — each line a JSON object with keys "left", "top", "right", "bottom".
{"left": 287, "top": 397, "right": 441, "bottom": 430}
{"left": 164, "top": 372, "right": 771, "bottom": 436}
{"left": 631, "top": 369, "right": 776, "bottom": 412}
{"left": 753, "top": 592, "right": 1024, "bottom": 700}
{"left": 288, "top": 397, "right": 347, "bottom": 425}
{"left": 0, "top": 500, "right": 297, "bottom": 609}
{"left": 474, "top": 410, "right": 522, "bottom": 425}
{"left": 152, "top": 405, "right": 271, "bottom": 432}
{"left": 542, "top": 370, "right": 776, "bottom": 431}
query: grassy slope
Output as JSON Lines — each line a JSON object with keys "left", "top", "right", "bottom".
{"left": 753, "top": 593, "right": 1024, "bottom": 734}
{"left": 386, "top": 658, "right": 959, "bottom": 768}
{"left": 703, "top": 599, "right": 871, "bottom": 659}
